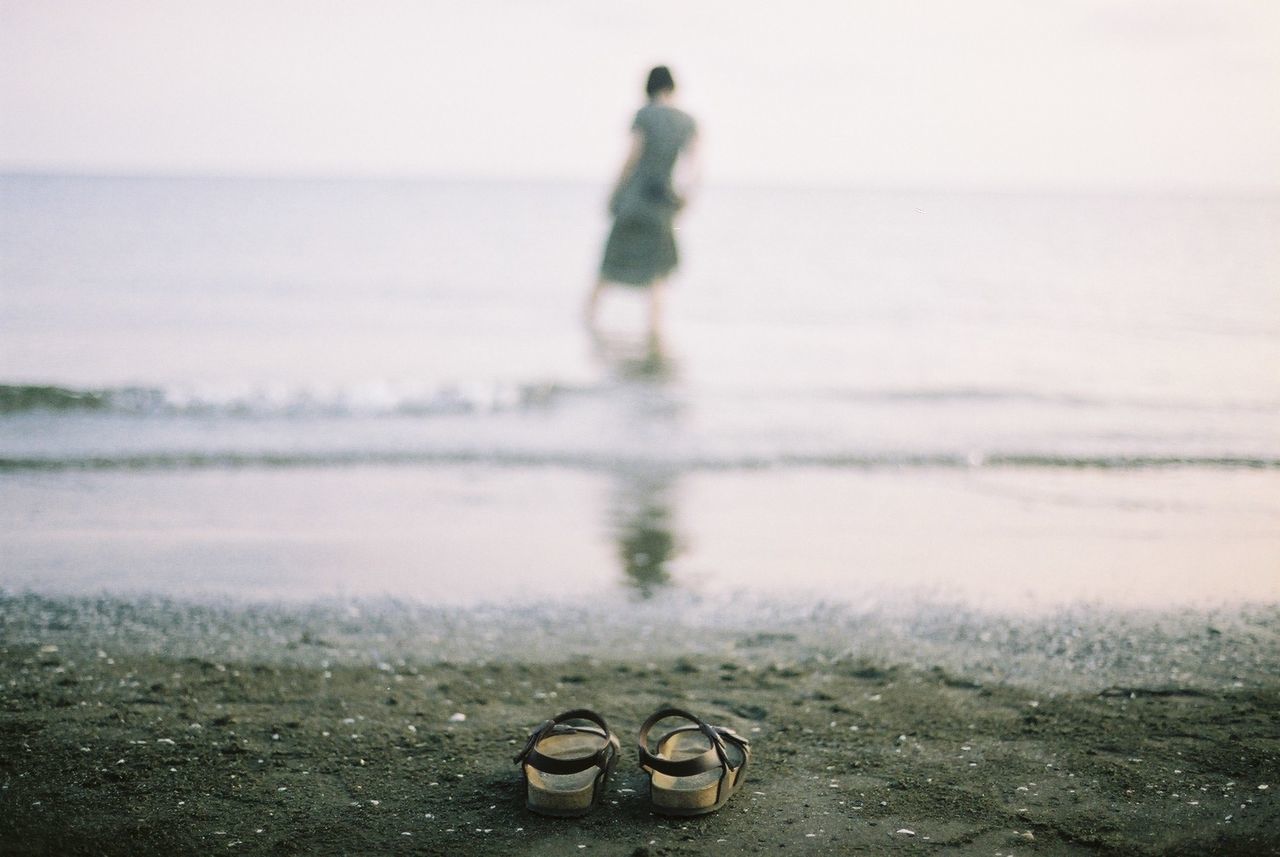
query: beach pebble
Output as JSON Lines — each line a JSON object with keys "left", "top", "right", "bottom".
{"left": 448, "top": 712, "right": 466, "bottom": 722}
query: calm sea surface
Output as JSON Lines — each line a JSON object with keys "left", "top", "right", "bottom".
{"left": 2, "top": 175, "right": 1277, "bottom": 610}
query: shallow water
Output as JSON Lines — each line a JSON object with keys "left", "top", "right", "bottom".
{"left": 2, "top": 175, "right": 1277, "bottom": 610}
{"left": 2, "top": 464, "right": 1277, "bottom": 610}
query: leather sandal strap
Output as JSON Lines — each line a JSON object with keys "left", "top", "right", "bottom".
{"left": 638, "top": 707, "right": 744, "bottom": 778}
{"left": 514, "top": 709, "right": 618, "bottom": 775}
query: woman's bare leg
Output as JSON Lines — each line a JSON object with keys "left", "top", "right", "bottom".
{"left": 584, "top": 278, "right": 608, "bottom": 324}
{"left": 647, "top": 279, "right": 668, "bottom": 338}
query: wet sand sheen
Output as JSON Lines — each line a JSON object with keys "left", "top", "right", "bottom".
{"left": 3, "top": 464, "right": 1277, "bottom": 609}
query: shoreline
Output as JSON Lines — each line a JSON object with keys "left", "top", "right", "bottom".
{"left": 2, "top": 592, "right": 1277, "bottom": 689}
{"left": 2, "top": 593, "right": 1278, "bottom": 854}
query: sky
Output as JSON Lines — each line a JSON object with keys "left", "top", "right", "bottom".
{"left": 2, "top": 0, "right": 1278, "bottom": 191}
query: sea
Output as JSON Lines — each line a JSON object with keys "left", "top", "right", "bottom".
{"left": 2, "top": 174, "right": 1277, "bottom": 612}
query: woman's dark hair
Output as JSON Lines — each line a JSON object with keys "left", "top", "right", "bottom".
{"left": 645, "top": 66, "right": 675, "bottom": 97}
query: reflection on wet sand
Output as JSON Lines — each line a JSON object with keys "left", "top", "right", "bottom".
{"left": 612, "top": 470, "right": 679, "bottom": 598}
{"left": 590, "top": 325, "right": 683, "bottom": 598}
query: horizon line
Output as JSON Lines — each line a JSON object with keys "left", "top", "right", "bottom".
{"left": 2, "top": 166, "right": 1278, "bottom": 200}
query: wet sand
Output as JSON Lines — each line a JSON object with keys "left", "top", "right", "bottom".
{"left": 1, "top": 594, "right": 1278, "bottom": 855}
{"left": 6, "top": 465, "right": 1279, "bottom": 611}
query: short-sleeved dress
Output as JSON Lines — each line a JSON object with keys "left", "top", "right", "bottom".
{"left": 599, "top": 102, "right": 697, "bottom": 286}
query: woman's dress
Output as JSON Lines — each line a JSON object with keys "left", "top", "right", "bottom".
{"left": 599, "top": 102, "right": 696, "bottom": 286}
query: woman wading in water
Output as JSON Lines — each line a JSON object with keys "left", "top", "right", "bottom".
{"left": 585, "top": 66, "right": 699, "bottom": 338}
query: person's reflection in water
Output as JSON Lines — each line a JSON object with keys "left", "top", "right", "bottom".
{"left": 589, "top": 327, "right": 675, "bottom": 385}
{"left": 590, "top": 327, "right": 684, "bottom": 599}
{"left": 612, "top": 469, "right": 680, "bottom": 599}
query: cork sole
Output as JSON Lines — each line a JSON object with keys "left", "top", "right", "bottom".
{"left": 524, "top": 732, "right": 615, "bottom": 817}
{"left": 649, "top": 728, "right": 747, "bottom": 816}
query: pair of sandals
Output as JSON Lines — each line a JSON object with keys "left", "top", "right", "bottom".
{"left": 514, "top": 707, "right": 751, "bottom": 817}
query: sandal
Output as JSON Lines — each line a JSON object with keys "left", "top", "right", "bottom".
{"left": 638, "top": 707, "right": 751, "bottom": 816}
{"left": 514, "top": 709, "right": 620, "bottom": 816}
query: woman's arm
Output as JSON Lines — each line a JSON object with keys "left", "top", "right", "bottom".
{"left": 673, "top": 131, "right": 701, "bottom": 210}
{"left": 608, "top": 129, "right": 645, "bottom": 213}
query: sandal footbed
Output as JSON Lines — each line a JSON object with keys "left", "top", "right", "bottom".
{"left": 649, "top": 728, "right": 748, "bottom": 814}
{"left": 524, "top": 732, "right": 614, "bottom": 816}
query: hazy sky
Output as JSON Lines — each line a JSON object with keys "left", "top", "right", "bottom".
{"left": 2, "top": 0, "right": 1278, "bottom": 190}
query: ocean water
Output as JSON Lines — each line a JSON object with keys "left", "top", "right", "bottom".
{"left": 2, "top": 174, "right": 1278, "bottom": 610}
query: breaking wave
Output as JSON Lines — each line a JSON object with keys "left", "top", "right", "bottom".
{"left": 1, "top": 450, "right": 1274, "bottom": 473}
{"left": 0, "top": 382, "right": 587, "bottom": 418}
{"left": 3, "top": 383, "right": 1275, "bottom": 419}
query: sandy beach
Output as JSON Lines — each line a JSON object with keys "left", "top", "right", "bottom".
{"left": 2, "top": 594, "right": 1277, "bottom": 856}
